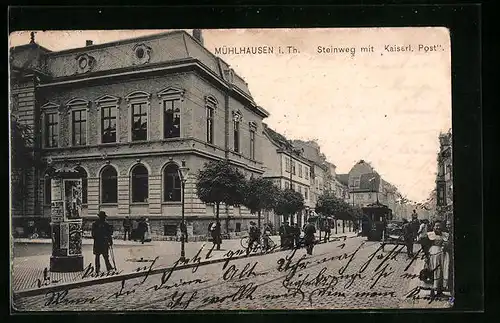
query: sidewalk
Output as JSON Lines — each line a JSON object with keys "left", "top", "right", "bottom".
{"left": 12, "top": 231, "right": 357, "bottom": 296}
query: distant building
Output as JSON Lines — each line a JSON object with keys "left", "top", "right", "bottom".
{"left": 261, "top": 124, "right": 311, "bottom": 227}
{"left": 291, "top": 140, "right": 329, "bottom": 211}
{"left": 344, "top": 160, "right": 399, "bottom": 215}
{"left": 436, "top": 130, "right": 453, "bottom": 223}
{"left": 9, "top": 30, "right": 270, "bottom": 238}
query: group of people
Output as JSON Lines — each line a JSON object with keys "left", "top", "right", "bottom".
{"left": 278, "top": 218, "right": 317, "bottom": 255}
{"left": 122, "top": 216, "right": 152, "bottom": 243}
{"left": 402, "top": 210, "right": 452, "bottom": 297}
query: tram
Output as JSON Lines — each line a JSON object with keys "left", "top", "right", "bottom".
{"left": 361, "top": 202, "right": 393, "bottom": 241}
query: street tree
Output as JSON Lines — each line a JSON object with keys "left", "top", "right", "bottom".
{"left": 315, "top": 192, "right": 350, "bottom": 219}
{"left": 273, "top": 188, "right": 304, "bottom": 224}
{"left": 316, "top": 192, "right": 363, "bottom": 230}
{"left": 10, "top": 115, "right": 34, "bottom": 209}
{"left": 196, "top": 160, "right": 246, "bottom": 250}
{"left": 243, "top": 177, "right": 279, "bottom": 229}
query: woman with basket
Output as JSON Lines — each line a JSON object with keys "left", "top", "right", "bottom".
{"left": 418, "top": 220, "right": 451, "bottom": 297}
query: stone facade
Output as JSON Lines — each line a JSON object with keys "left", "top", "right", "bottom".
{"left": 436, "top": 130, "right": 453, "bottom": 223}
{"left": 10, "top": 30, "right": 270, "bottom": 237}
{"left": 261, "top": 125, "right": 312, "bottom": 228}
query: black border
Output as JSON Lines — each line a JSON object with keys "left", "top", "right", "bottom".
{"left": 7, "top": 3, "right": 483, "bottom": 321}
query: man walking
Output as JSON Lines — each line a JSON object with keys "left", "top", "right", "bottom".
{"left": 92, "top": 211, "right": 114, "bottom": 273}
{"left": 403, "top": 218, "right": 415, "bottom": 258}
{"left": 304, "top": 218, "right": 317, "bottom": 255}
{"left": 122, "top": 216, "right": 132, "bottom": 241}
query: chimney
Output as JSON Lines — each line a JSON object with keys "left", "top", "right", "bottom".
{"left": 86, "top": 40, "right": 93, "bottom": 46}
{"left": 192, "top": 29, "right": 204, "bottom": 45}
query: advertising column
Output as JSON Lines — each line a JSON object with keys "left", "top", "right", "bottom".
{"left": 50, "top": 173, "right": 84, "bottom": 272}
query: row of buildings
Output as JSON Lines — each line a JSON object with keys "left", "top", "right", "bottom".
{"left": 10, "top": 30, "right": 408, "bottom": 238}
{"left": 436, "top": 130, "right": 453, "bottom": 224}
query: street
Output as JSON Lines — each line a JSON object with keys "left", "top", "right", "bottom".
{"left": 12, "top": 236, "right": 449, "bottom": 311}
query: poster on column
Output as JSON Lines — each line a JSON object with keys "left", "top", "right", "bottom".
{"left": 68, "top": 221, "right": 82, "bottom": 256}
{"left": 63, "top": 179, "right": 82, "bottom": 220}
{"left": 8, "top": 8, "right": 481, "bottom": 313}
{"left": 59, "top": 222, "right": 69, "bottom": 251}
{"left": 51, "top": 201, "right": 64, "bottom": 223}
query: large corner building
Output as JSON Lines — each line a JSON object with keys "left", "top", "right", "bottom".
{"left": 10, "top": 30, "right": 270, "bottom": 238}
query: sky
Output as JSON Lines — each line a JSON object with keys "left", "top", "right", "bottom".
{"left": 9, "top": 28, "right": 451, "bottom": 203}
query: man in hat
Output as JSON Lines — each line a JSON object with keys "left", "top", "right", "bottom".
{"left": 92, "top": 211, "right": 114, "bottom": 273}
{"left": 247, "top": 221, "right": 260, "bottom": 255}
{"left": 304, "top": 217, "right": 317, "bottom": 255}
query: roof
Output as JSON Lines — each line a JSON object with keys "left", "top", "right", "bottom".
{"left": 358, "top": 173, "right": 381, "bottom": 191}
{"left": 10, "top": 31, "right": 269, "bottom": 116}
{"left": 337, "top": 174, "right": 349, "bottom": 186}
{"left": 263, "top": 123, "right": 292, "bottom": 147}
{"left": 262, "top": 124, "right": 310, "bottom": 163}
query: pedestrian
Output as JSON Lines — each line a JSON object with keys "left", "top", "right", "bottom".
{"left": 283, "top": 222, "right": 293, "bottom": 249}
{"left": 262, "top": 223, "right": 272, "bottom": 251}
{"left": 292, "top": 223, "right": 301, "bottom": 249}
{"left": 279, "top": 223, "right": 286, "bottom": 248}
{"left": 411, "top": 210, "right": 420, "bottom": 239}
{"left": 131, "top": 218, "right": 138, "bottom": 241}
{"left": 303, "top": 218, "right": 317, "bottom": 255}
{"left": 418, "top": 219, "right": 431, "bottom": 258}
{"left": 137, "top": 217, "right": 147, "bottom": 244}
{"left": 421, "top": 220, "right": 451, "bottom": 297}
{"left": 402, "top": 218, "right": 415, "bottom": 258}
{"left": 91, "top": 211, "right": 114, "bottom": 273}
{"left": 323, "top": 220, "right": 331, "bottom": 243}
{"left": 122, "top": 216, "right": 132, "bottom": 241}
{"left": 246, "top": 221, "right": 260, "bottom": 254}
{"left": 209, "top": 221, "right": 222, "bottom": 250}
{"left": 143, "top": 218, "right": 151, "bottom": 243}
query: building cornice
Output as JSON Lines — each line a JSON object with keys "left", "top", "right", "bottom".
{"left": 36, "top": 59, "right": 269, "bottom": 118}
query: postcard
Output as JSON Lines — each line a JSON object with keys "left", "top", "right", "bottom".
{"left": 9, "top": 28, "right": 453, "bottom": 311}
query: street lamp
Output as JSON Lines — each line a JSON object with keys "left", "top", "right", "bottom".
{"left": 177, "top": 159, "right": 190, "bottom": 261}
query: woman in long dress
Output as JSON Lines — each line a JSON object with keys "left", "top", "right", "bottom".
{"left": 425, "top": 220, "right": 451, "bottom": 296}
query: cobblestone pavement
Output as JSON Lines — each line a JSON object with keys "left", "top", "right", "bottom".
{"left": 13, "top": 236, "right": 452, "bottom": 311}
{"left": 12, "top": 232, "right": 355, "bottom": 292}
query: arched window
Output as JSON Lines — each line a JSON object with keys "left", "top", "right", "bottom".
{"left": 131, "top": 164, "right": 149, "bottom": 203}
{"left": 101, "top": 165, "right": 118, "bottom": 204}
{"left": 76, "top": 166, "right": 88, "bottom": 204}
{"left": 163, "top": 164, "right": 181, "bottom": 202}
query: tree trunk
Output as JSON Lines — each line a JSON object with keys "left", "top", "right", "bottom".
{"left": 216, "top": 202, "right": 221, "bottom": 250}
{"left": 258, "top": 210, "right": 261, "bottom": 229}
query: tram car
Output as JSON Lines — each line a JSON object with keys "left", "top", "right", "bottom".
{"left": 361, "top": 202, "right": 393, "bottom": 241}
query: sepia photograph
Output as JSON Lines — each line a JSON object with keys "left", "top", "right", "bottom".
{"left": 9, "top": 27, "right": 454, "bottom": 311}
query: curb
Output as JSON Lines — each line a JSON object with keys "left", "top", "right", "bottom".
{"left": 13, "top": 234, "right": 358, "bottom": 298}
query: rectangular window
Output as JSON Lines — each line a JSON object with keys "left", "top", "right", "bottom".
{"left": 101, "top": 106, "right": 117, "bottom": 143}
{"left": 285, "top": 182, "right": 290, "bottom": 190}
{"left": 285, "top": 157, "right": 290, "bottom": 173}
{"left": 45, "top": 113, "right": 58, "bottom": 147}
{"left": 250, "top": 130, "right": 255, "bottom": 160}
{"left": 44, "top": 178, "right": 51, "bottom": 204}
{"left": 206, "top": 107, "right": 214, "bottom": 144}
{"left": 299, "top": 165, "right": 303, "bottom": 178}
{"left": 292, "top": 183, "right": 296, "bottom": 191}
{"left": 292, "top": 161, "right": 296, "bottom": 175}
{"left": 131, "top": 102, "right": 148, "bottom": 141}
{"left": 305, "top": 188, "right": 309, "bottom": 200}
{"left": 71, "top": 110, "right": 87, "bottom": 146}
{"left": 305, "top": 168, "right": 309, "bottom": 180}
{"left": 233, "top": 120, "right": 240, "bottom": 152}
{"left": 164, "top": 99, "right": 181, "bottom": 139}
